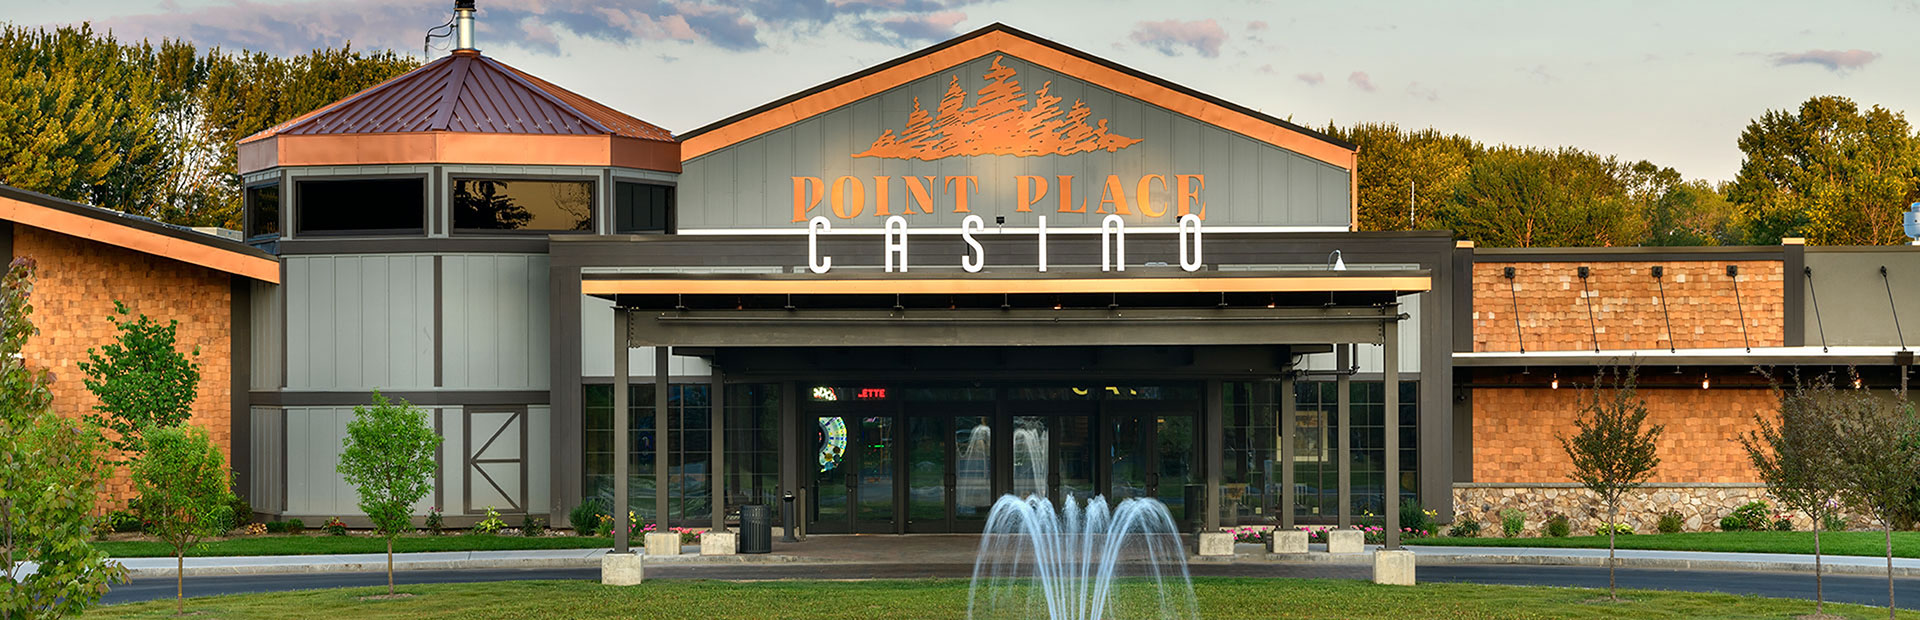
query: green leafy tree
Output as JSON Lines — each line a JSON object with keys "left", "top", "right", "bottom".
{"left": 1827, "top": 372, "right": 1920, "bottom": 620}
{"left": 0, "top": 258, "right": 126, "bottom": 619}
{"left": 337, "top": 391, "right": 442, "bottom": 596}
{"left": 130, "top": 424, "right": 234, "bottom": 615}
{"left": 1729, "top": 95, "right": 1920, "bottom": 245}
{"left": 1324, "top": 122, "right": 1479, "bottom": 232}
{"left": 1740, "top": 371, "right": 1846, "bottom": 616}
{"left": 79, "top": 301, "right": 201, "bottom": 459}
{"left": 1439, "top": 147, "right": 1648, "bottom": 247}
{"left": 1558, "top": 366, "right": 1663, "bottom": 601}
{"left": 1647, "top": 180, "right": 1736, "bottom": 246}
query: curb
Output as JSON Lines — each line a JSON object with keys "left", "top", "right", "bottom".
{"left": 114, "top": 551, "right": 815, "bottom": 579}
{"left": 1187, "top": 548, "right": 1920, "bottom": 578}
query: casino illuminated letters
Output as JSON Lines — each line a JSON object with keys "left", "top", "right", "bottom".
{"left": 806, "top": 213, "right": 1203, "bottom": 275}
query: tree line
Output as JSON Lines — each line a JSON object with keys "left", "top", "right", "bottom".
{"left": 0, "top": 24, "right": 416, "bottom": 229}
{"left": 2, "top": 24, "right": 1918, "bottom": 245}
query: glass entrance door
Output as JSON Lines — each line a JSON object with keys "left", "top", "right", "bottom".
{"left": 853, "top": 416, "right": 896, "bottom": 532}
{"left": 1109, "top": 399, "right": 1200, "bottom": 527}
{"left": 904, "top": 412, "right": 995, "bottom": 532}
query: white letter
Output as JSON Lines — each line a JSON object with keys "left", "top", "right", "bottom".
{"left": 961, "top": 214, "right": 986, "bottom": 273}
{"left": 808, "top": 216, "right": 832, "bottom": 274}
{"left": 1178, "top": 213, "right": 1203, "bottom": 272}
{"left": 1101, "top": 214, "right": 1125, "bottom": 272}
{"left": 885, "top": 215, "right": 909, "bottom": 273}
{"left": 1037, "top": 216, "right": 1048, "bottom": 273}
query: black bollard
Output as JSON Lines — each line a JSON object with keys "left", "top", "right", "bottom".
{"left": 780, "top": 491, "right": 798, "bottom": 543}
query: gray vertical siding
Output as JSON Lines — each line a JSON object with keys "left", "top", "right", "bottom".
{"left": 249, "top": 407, "right": 284, "bottom": 514}
{"left": 440, "top": 254, "right": 552, "bottom": 390}
{"left": 249, "top": 281, "right": 283, "bottom": 390}
{"left": 1804, "top": 249, "right": 1920, "bottom": 347}
{"left": 284, "top": 255, "right": 436, "bottom": 390}
{"left": 679, "top": 53, "right": 1351, "bottom": 231}
{"left": 283, "top": 405, "right": 454, "bottom": 517}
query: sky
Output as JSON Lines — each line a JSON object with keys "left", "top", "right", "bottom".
{"left": 12, "top": 0, "right": 1920, "bottom": 182}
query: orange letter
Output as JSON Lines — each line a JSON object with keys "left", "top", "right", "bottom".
{"left": 944, "top": 176, "right": 978, "bottom": 214}
{"left": 1097, "top": 175, "right": 1132, "bottom": 215}
{"left": 1176, "top": 174, "right": 1207, "bottom": 220}
{"left": 1056, "top": 175, "right": 1085, "bottom": 213}
{"left": 903, "top": 176, "right": 937, "bottom": 214}
{"left": 1136, "top": 174, "right": 1166, "bottom": 218}
{"left": 873, "top": 176, "right": 893, "bottom": 216}
{"left": 1016, "top": 175, "right": 1049, "bottom": 213}
{"left": 831, "top": 176, "right": 865, "bottom": 219}
{"left": 792, "top": 176, "right": 824, "bottom": 222}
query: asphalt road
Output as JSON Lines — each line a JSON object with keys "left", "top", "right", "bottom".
{"left": 102, "top": 562, "right": 1920, "bottom": 611}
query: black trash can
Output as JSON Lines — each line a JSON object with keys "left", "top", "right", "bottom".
{"left": 739, "top": 504, "right": 773, "bottom": 554}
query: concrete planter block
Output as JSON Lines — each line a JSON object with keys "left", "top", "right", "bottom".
{"left": 1326, "top": 529, "right": 1364, "bottom": 554}
{"left": 1268, "top": 529, "right": 1308, "bottom": 554}
{"left": 1197, "top": 532, "right": 1235, "bottom": 556}
{"left": 1372, "top": 549, "right": 1415, "bottom": 585}
{"left": 644, "top": 532, "right": 682, "bottom": 556}
{"left": 701, "top": 531, "right": 737, "bottom": 555}
{"left": 601, "top": 552, "right": 643, "bottom": 586}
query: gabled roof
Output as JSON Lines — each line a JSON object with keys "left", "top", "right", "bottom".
{"left": 242, "top": 50, "right": 672, "bottom": 143}
{"left": 678, "top": 23, "right": 1356, "bottom": 169}
{"left": 0, "top": 184, "right": 279, "bottom": 284}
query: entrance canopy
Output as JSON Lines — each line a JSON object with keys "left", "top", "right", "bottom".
{"left": 590, "top": 269, "right": 1426, "bottom": 349}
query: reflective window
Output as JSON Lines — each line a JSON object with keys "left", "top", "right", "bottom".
{"left": 245, "top": 184, "right": 279, "bottom": 237}
{"left": 615, "top": 182, "right": 673, "bottom": 233}
{"left": 296, "top": 178, "right": 424, "bottom": 234}
{"left": 453, "top": 178, "right": 594, "bottom": 232}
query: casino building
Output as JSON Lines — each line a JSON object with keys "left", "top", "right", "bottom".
{"left": 9, "top": 15, "right": 1920, "bottom": 542}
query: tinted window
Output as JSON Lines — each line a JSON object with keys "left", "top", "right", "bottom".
{"left": 452, "top": 178, "right": 594, "bottom": 232}
{"left": 246, "top": 184, "right": 280, "bottom": 237}
{"left": 296, "top": 178, "right": 424, "bottom": 234}
{"left": 615, "top": 182, "right": 674, "bottom": 233}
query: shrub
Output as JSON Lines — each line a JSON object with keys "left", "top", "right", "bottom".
{"left": 1546, "top": 513, "right": 1571, "bottom": 538}
{"left": 107, "top": 510, "right": 142, "bottom": 533}
{"left": 1597, "top": 522, "right": 1634, "bottom": 536}
{"left": 522, "top": 515, "right": 546, "bottom": 537}
{"left": 593, "top": 514, "right": 613, "bottom": 538}
{"left": 1719, "top": 515, "right": 1745, "bottom": 531}
{"left": 1446, "top": 518, "right": 1482, "bottom": 538}
{"left": 425, "top": 507, "right": 444, "bottom": 536}
{"left": 471, "top": 506, "right": 506, "bottom": 536}
{"left": 284, "top": 518, "right": 305, "bottom": 534}
{"left": 570, "top": 500, "right": 606, "bottom": 536}
{"left": 1823, "top": 513, "right": 1849, "bottom": 532}
{"left": 1499, "top": 508, "right": 1525, "bottom": 538}
{"left": 1773, "top": 517, "right": 1794, "bottom": 531}
{"left": 264, "top": 521, "right": 287, "bottom": 534}
{"left": 321, "top": 516, "right": 348, "bottom": 536}
{"left": 1729, "top": 500, "right": 1770, "bottom": 531}
{"left": 229, "top": 496, "right": 253, "bottom": 530}
{"left": 1399, "top": 499, "right": 1434, "bottom": 537}
{"left": 1657, "top": 510, "right": 1684, "bottom": 534}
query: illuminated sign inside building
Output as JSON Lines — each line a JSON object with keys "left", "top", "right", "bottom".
{"left": 855, "top": 387, "right": 888, "bottom": 400}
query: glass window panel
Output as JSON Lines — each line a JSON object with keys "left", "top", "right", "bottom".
{"left": 296, "top": 178, "right": 424, "bottom": 233}
{"left": 246, "top": 184, "right": 279, "bottom": 237}
{"left": 615, "top": 182, "right": 673, "bottom": 233}
{"left": 453, "top": 178, "right": 594, "bottom": 231}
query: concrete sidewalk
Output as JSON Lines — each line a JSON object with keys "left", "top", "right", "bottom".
{"left": 1191, "top": 542, "right": 1920, "bottom": 577}
{"left": 102, "top": 546, "right": 806, "bottom": 579}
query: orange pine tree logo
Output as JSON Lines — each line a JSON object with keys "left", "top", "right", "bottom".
{"left": 853, "top": 56, "right": 1143, "bottom": 160}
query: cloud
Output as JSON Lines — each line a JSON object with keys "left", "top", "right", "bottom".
{"left": 1405, "top": 81, "right": 1438, "bottom": 102}
{"left": 1246, "top": 20, "right": 1268, "bottom": 32}
{"left": 1348, "top": 71, "right": 1375, "bottom": 92}
{"left": 1128, "top": 19, "right": 1226, "bottom": 58}
{"left": 79, "top": 0, "right": 989, "bottom": 56}
{"left": 1295, "top": 72, "right": 1323, "bottom": 85}
{"left": 1769, "top": 49, "right": 1880, "bottom": 73}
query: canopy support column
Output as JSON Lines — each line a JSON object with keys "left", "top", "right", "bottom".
{"left": 1384, "top": 322, "right": 1402, "bottom": 550}
{"left": 1336, "top": 344, "right": 1352, "bottom": 529}
{"left": 655, "top": 346, "right": 670, "bottom": 529}
{"left": 612, "top": 308, "right": 630, "bottom": 554}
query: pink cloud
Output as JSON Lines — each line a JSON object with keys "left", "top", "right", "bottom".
{"left": 1296, "top": 72, "right": 1324, "bottom": 86}
{"left": 1247, "top": 20, "right": 1268, "bottom": 32}
{"left": 1348, "top": 71, "right": 1375, "bottom": 92}
{"left": 1770, "top": 49, "right": 1880, "bottom": 73}
{"left": 1129, "top": 19, "right": 1227, "bottom": 58}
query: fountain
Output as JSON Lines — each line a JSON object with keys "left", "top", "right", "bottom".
{"left": 968, "top": 494, "right": 1200, "bottom": 620}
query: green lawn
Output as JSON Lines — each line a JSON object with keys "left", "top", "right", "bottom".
{"left": 96, "top": 534, "right": 612, "bottom": 558}
{"left": 1410, "top": 530, "right": 1920, "bottom": 558}
{"left": 83, "top": 578, "right": 1920, "bottom": 619}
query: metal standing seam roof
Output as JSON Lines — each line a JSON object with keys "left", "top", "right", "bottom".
{"left": 240, "top": 50, "right": 673, "bottom": 143}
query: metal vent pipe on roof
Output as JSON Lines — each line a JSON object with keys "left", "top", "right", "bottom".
{"left": 455, "top": 1, "right": 477, "bottom": 51}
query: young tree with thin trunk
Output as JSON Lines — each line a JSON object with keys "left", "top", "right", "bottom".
{"left": 1558, "top": 366, "right": 1663, "bottom": 601}
{"left": 130, "top": 424, "right": 234, "bottom": 615}
{"left": 79, "top": 301, "right": 201, "bottom": 462}
{"left": 337, "top": 391, "right": 441, "bottom": 596}
{"left": 1740, "top": 371, "right": 1846, "bottom": 617}
{"left": 1, "top": 258, "right": 126, "bottom": 619}
{"left": 1828, "top": 371, "right": 1920, "bottom": 620}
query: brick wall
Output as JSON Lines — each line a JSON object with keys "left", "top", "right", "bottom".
{"left": 1472, "top": 386, "right": 1772, "bottom": 484}
{"left": 12, "top": 224, "right": 233, "bottom": 507}
{"left": 1472, "top": 260, "right": 1784, "bottom": 352}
